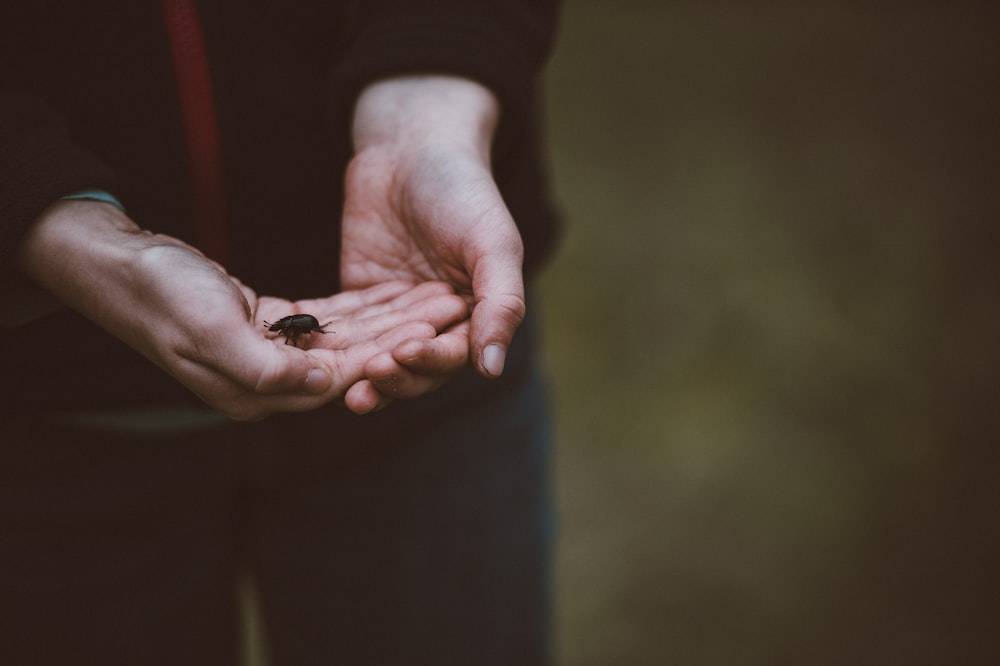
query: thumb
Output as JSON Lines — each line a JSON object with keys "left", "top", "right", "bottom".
{"left": 469, "top": 244, "right": 526, "bottom": 378}
{"left": 213, "top": 326, "right": 334, "bottom": 397}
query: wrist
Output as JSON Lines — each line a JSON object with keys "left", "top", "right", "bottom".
{"left": 3, "top": 199, "right": 142, "bottom": 326}
{"left": 15, "top": 200, "right": 156, "bottom": 319}
{"left": 352, "top": 75, "right": 499, "bottom": 162}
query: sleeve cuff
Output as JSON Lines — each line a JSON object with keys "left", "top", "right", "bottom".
{"left": 61, "top": 189, "right": 126, "bottom": 212}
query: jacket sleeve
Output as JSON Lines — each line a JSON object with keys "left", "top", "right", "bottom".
{"left": 0, "top": 92, "right": 118, "bottom": 270}
{"left": 328, "top": 0, "right": 561, "bottom": 152}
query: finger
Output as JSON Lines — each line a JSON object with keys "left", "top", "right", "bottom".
{"left": 249, "top": 347, "right": 334, "bottom": 396}
{"left": 366, "top": 358, "right": 458, "bottom": 401}
{"left": 357, "top": 280, "right": 457, "bottom": 316}
{"left": 390, "top": 292, "right": 468, "bottom": 335}
{"left": 308, "top": 320, "right": 438, "bottom": 387}
{"left": 295, "top": 280, "right": 415, "bottom": 318}
{"left": 375, "top": 320, "right": 439, "bottom": 349}
{"left": 226, "top": 319, "right": 444, "bottom": 419}
{"left": 343, "top": 379, "right": 392, "bottom": 415}
{"left": 295, "top": 280, "right": 456, "bottom": 322}
{"left": 359, "top": 324, "right": 468, "bottom": 401}
{"left": 181, "top": 323, "right": 333, "bottom": 394}
{"left": 170, "top": 341, "right": 335, "bottom": 421}
{"left": 305, "top": 293, "right": 468, "bottom": 349}
{"left": 346, "top": 283, "right": 465, "bottom": 333}
{"left": 469, "top": 246, "right": 526, "bottom": 378}
{"left": 388, "top": 321, "right": 470, "bottom": 375}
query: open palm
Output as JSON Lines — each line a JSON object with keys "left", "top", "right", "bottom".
{"left": 339, "top": 76, "right": 527, "bottom": 398}
{"left": 131, "top": 243, "right": 467, "bottom": 419}
{"left": 339, "top": 144, "right": 525, "bottom": 410}
{"left": 16, "top": 200, "right": 467, "bottom": 420}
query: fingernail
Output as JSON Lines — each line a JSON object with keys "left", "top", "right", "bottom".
{"left": 482, "top": 344, "right": 506, "bottom": 377}
{"left": 305, "top": 367, "right": 331, "bottom": 393}
{"left": 374, "top": 375, "right": 400, "bottom": 395}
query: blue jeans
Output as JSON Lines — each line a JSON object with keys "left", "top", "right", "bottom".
{"left": 0, "top": 328, "right": 554, "bottom": 665}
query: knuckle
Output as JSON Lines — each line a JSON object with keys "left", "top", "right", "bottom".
{"left": 487, "top": 294, "right": 527, "bottom": 327}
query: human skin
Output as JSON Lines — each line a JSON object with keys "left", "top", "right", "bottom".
{"left": 341, "top": 75, "right": 527, "bottom": 413}
{"left": 8, "top": 76, "right": 525, "bottom": 418}
{"left": 14, "top": 199, "right": 468, "bottom": 420}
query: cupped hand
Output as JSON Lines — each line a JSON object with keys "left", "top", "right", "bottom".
{"left": 341, "top": 76, "right": 527, "bottom": 393}
{"left": 278, "top": 281, "right": 469, "bottom": 414}
{"left": 16, "top": 200, "right": 468, "bottom": 420}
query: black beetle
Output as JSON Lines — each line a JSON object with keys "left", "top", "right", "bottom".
{"left": 263, "top": 314, "right": 333, "bottom": 348}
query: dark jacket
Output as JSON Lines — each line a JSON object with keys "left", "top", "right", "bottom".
{"left": 0, "top": 0, "right": 560, "bottom": 412}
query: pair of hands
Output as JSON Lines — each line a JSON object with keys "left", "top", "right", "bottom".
{"left": 14, "top": 77, "right": 526, "bottom": 420}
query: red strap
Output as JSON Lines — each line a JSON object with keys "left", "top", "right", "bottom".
{"left": 161, "top": 0, "right": 230, "bottom": 267}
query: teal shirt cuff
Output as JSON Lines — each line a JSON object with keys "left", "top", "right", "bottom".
{"left": 61, "top": 189, "right": 126, "bottom": 212}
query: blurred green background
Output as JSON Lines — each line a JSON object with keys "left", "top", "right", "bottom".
{"left": 539, "top": 2, "right": 1000, "bottom": 664}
